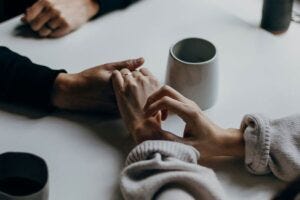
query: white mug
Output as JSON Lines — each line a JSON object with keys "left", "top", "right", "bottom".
{"left": 0, "top": 152, "right": 49, "bottom": 200}
{"left": 166, "top": 38, "right": 218, "bottom": 110}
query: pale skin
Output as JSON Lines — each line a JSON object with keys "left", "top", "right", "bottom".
{"left": 51, "top": 58, "right": 144, "bottom": 113}
{"left": 144, "top": 85, "right": 245, "bottom": 158}
{"left": 21, "top": 0, "right": 100, "bottom": 38}
{"left": 112, "top": 69, "right": 245, "bottom": 158}
{"left": 111, "top": 67, "right": 165, "bottom": 143}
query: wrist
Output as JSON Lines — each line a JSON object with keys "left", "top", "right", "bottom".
{"left": 217, "top": 128, "right": 245, "bottom": 157}
{"left": 131, "top": 118, "right": 161, "bottom": 144}
{"left": 51, "top": 73, "right": 74, "bottom": 109}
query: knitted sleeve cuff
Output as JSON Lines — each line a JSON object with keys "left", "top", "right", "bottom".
{"left": 241, "top": 114, "right": 271, "bottom": 175}
{"left": 125, "top": 140, "right": 200, "bottom": 166}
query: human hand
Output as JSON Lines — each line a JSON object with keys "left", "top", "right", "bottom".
{"left": 144, "top": 85, "right": 245, "bottom": 158}
{"left": 111, "top": 68, "right": 175, "bottom": 144}
{"left": 51, "top": 58, "right": 144, "bottom": 113}
{"left": 21, "top": 0, "right": 100, "bottom": 38}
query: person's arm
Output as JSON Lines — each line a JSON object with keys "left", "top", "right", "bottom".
{"left": 111, "top": 69, "right": 226, "bottom": 199}
{"left": 0, "top": 46, "right": 66, "bottom": 108}
{"left": 21, "top": 0, "right": 139, "bottom": 38}
{"left": 241, "top": 114, "right": 300, "bottom": 181}
{"left": 97, "top": 0, "right": 139, "bottom": 14}
{"left": 121, "top": 140, "right": 225, "bottom": 200}
{"left": 143, "top": 86, "right": 300, "bottom": 182}
{"left": 0, "top": 46, "right": 144, "bottom": 112}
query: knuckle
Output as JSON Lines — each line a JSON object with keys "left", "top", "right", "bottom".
{"left": 51, "top": 8, "right": 59, "bottom": 16}
{"left": 189, "top": 109, "right": 200, "bottom": 118}
{"left": 149, "top": 77, "right": 159, "bottom": 84}
{"left": 39, "top": 31, "right": 46, "bottom": 37}
{"left": 161, "top": 85, "right": 171, "bottom": 92}
{"left": 102, "top": 64, "right": 109, "bottom": 68}
{"left": 147, "top": 96, "right": 153, "bottom": 104}
{"left": 137, "top": 75, "right": 145, "bottom": 81}
{"left": 55, "top": 9, "right": 61, "bottom": 17}
{"left": 43, "top": 0, "right": 52, "bottom": 7}
{"left": 129, "top": 83, "right": 138, "bottom": 90}
{"left": 125, "top": 60, "right": 132, "bottom": 67}
{"left": 161, "top": 96, "right": 170, "bottom": 104}
{"left": 31, "top": 23, "right": 39, "bottom": 31}
{"left": 112, "top": 70, "right": 119, "bottom": 77}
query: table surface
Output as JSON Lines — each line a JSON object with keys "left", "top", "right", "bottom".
{"left": 1, "top": 0, "right": 300, "bottom": 199}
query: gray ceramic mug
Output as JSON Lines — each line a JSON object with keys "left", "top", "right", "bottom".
{"left": 166, "top": 38, "right": 218, "bottom": 110}
{"left": 0, "top": 152, "right": 49, "bottom": 200}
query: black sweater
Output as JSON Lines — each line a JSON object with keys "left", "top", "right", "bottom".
{"left": 1, "top": 0, "right": 138, "bottom": 22}
{"left": 97, "top": 0, "right": 139, "bottom": 14}
{"left": 0, "top": 47, "right": 65, "bottom": 108}
{"left": 0, "top": 1, "right": 138, "bottom": 107}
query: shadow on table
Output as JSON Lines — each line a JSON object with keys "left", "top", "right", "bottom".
{"left": 0, "top": 101, "right": 133, "bottom": 155}
{"left": 13, "top": 23, "right": 39, "bottom": 38}
{"left": 0, "top": 102, "right": 132, "bottom": 199}
{"left": 0, "top": 101, "right": 49, "bottom": 118}
{"left": 200, "top": 157, "right": 286, "bottom": 198}
{"left": 54, "top": 111, "right": 132, "bottom": 200}
{"left": 55, "top": 110, "right": 134, "bottom": 154}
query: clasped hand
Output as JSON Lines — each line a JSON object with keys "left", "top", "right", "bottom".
{"left": 112, "top": 69, "right": 245, "bottom": 158}
{"left": 51, "top": 58, "right": 144, "bottom": 113}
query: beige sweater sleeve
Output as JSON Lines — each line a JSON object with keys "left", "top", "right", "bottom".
{"left": 120, "top": 140, "right": 225, "bottom": 200}
{"left": 242, "top": 114, "right": 300, "bottom": 181}
{"left": 120, "top": 114, "right": 300, "bottom": 199}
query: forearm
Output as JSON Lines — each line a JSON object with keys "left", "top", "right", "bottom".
{"left": 0, "top": 46, "right": 66, "bottom": 108}
{"left": 121, "top": 140, "right": 225, "bottom": 200}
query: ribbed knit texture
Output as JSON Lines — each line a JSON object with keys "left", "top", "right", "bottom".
{"left": 125, "top": 140, "right": 200, "bottom": 166}
{"left": 121, "top": 140, "right": 224, "bottom": 200}
{"left": 121, "top": 114, "right": 300, "bottom": 199}
{"left": 242, "top": 114, "right": 300, "bottom": 181}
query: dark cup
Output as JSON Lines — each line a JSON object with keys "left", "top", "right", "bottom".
{"left": 261, "top": 0, "right": 294, "bottom": 34}
{"left": 0, "top": 152, "right": 49, "bottom": 200}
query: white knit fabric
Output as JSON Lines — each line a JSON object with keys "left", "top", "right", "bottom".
{"left": 121, "top": 141, "right": 225, "bottom": 200}
{"left": 242, "top": 114, "right": 300, "bottom": 181}
{"left": 121, "top": 114, "right": 300, "bottom": 199}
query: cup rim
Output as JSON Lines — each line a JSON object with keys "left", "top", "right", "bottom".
{"left": 170, "top": 37, "right": 217, "bottom": 66}
{"left": 0, "top": 152, "right": 49, "bottom": 197}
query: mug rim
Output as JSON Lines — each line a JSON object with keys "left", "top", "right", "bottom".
{"left": 0, "top": 152, "right": 49, "bottom": 198}
{"left": 170, "top": 37, "right": 217, "bottom": 66}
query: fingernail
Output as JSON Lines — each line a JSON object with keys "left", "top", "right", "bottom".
{"left": 135, "top": 57, "right": 144, "bottom": 65}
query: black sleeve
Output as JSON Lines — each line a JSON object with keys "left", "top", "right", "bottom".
{"left": 0, "top": 46, "right": 66, "bottom": 108}
{"left": 97, "top": 0, "right": 139, "bottom": 14}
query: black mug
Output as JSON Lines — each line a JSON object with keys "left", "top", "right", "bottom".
{"left": 261, "top": 0, "right": 294, "bottom": 33}
{"left": 0, "top": 152, "right": 49, "bottom": 200}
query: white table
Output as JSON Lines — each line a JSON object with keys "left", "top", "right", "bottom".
{"left": 1, "top": 0, "right": 300, "bottom": 199}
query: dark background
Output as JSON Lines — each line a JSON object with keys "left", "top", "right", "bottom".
{"left": 0, "top": 0, "right": 36, "bottom": 23}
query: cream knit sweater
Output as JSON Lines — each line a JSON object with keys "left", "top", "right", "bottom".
{"left": 120, "top": 114, "right": 300, "bottom": 200}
